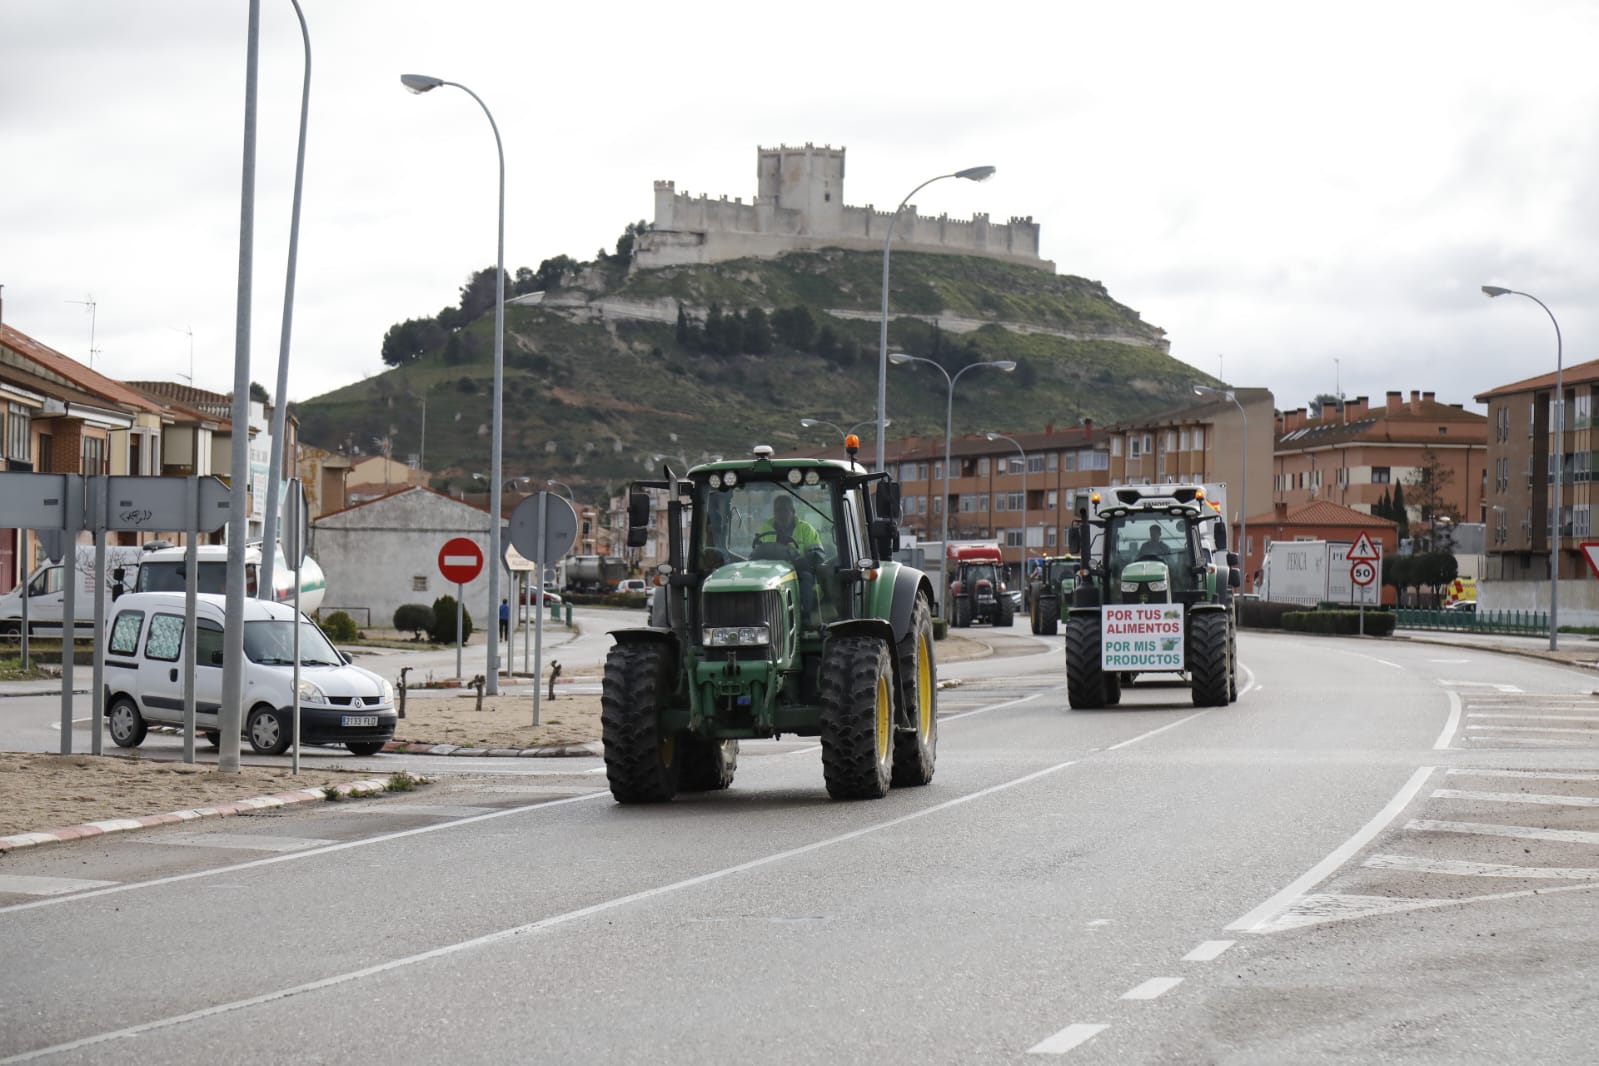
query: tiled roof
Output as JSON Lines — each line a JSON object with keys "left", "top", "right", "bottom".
{"left": 1275, "top": 399, "right": 1485, "bottom": 450}
{"left": 1250, "top": 498, "right": 1398, "bottom": 529}
{"left": 1474, "top": 357, "right": 1599, "bottom": 401}
{"left": 0, "top": 324, "right": 165, "bottom": 414}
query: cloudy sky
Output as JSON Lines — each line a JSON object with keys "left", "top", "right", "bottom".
{"left": 4, "top": 0, "right": 1596, "bottom": 422}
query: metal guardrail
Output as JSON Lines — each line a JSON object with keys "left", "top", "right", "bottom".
{"left": 1394, "top": 608, "right": 1548, "bottom": 635}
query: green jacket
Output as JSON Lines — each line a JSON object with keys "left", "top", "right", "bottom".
{"left": 758, "top": 517, "right": 821, "bottom": 553}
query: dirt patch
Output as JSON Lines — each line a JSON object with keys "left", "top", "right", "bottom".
{"left": 394, "top": 691, "right": 601, "bottom": 750}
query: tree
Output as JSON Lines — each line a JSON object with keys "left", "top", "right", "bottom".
{"left": 1374, "top": 487, "right": 1392, "bottom": 522}
{"left": 1390, "top": 481, "right": 1411, "bottom": 541}
{"left": 1309, "top": 392, "right": 1342, "bottom": 420}
{"left": 533, "top": 255, "right": 578, "bottom": 293}
{"left": 249, "top": 381, "right": 270, "bottom": 404}
{"left": 771, "top": 306, "right": 816, "bottom": 351}
{"left": 612, "top": 219, "right": 649, "bottom": 264}
{"left": 457, "top": 267, "right": 505, "bottom": 322}
{"left": 381, "top": 317, "right": 448, "bottom": 367}
{"left": 1406, "top": 446, "right": 1457, "bottom": 525}
{"left": 742, "top": 307, "right": 773, "bottom": 355}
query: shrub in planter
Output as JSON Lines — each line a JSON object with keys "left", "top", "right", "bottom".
{"left": 393, "top": 603, "right": 435, "bottom": 641}
{"left": 1281, "top": 609, "right": 1395, "bottom": 636}
{"left": 322, "top": 610, "right": 360, "bottom": 643}
{"left": 429, "top": 595, "right": 474, "bottom": 644}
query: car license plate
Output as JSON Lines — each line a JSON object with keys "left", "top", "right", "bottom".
{"left": 342, "top": 715, "right": 378, "bottom": 728}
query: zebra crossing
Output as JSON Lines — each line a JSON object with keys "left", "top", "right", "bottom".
{"left": 1442, "top": 682, "right": 1599, "bottom": 750}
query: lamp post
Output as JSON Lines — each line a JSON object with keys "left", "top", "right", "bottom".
{"left": 1193, "top": 385, "right": 1247, "bottom": 587}
{"left": 545, "top": 479, "right": 574, "bottom": 502}
{"left": 984, "top": 431, "right": 1027, "bottom": 576}
{"left": 890, "top": 354, "right": 1016, "bottom": 618}
{"left": 402, "top": 72, "right": 507, "bottom": 692}
{"left": 1483, "top": 284, "right": 1564, "bottom": 650}
{"left": 876, "top": 165, "right": 997, "bottom": 473}
{"left": 801, "top": 417, "right": 889, "bottom": 458}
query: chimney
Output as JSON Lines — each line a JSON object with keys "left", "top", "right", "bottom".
{"left": 1274, "top": 501, "right": 1288, "bottom": 519}
{"left": 1422, "top": 391, "right": 1435, "bottom": 404}
{"left": 1082, "top": 418, "right": 1093, "bottom": 436}
{"left": 1346, "top": 395, "right": 1367, "bottom": 417}
{"left": 1046, "top": 422, "right": 1053, "bottom": 434}
{"left": 1386, "top": 390, "right": 1403, "bottom": 413}
{"left": 1409, "top": 389, "right": 1421, "bottom": 413}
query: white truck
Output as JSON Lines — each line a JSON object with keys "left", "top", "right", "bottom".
{"left": 1260, "top": 540, "right": 1376, "bottom": 605}
{"left": 132, "top": 542, "right": 327, "bottom": 615}
{"left": 0, "top": 544, "right": 146, "bottom": 634}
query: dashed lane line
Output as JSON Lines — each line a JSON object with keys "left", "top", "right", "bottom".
{"left": 0, "top": 875, "right": 118, "bottom": 897}
{"left": 1027, "top": 1024, "right": 1109, "bottom": 1056}
{"left": 1182, "top": 940, "right": 1234, "bottom": 962}
{"left": 1466, "top": 724, "right": 1598, "bottom": 735}
{"left": 1468, "top": 714, "right": 1599, "bottom": 723}
{"left": 1445, "top": 767, "right": 1599, "bottom": 782}
{"left": 1121, "top": 977, "right": 1183, "bottom": 1000}
{"left": 139, "top": 832, "right": 336, "bottom": 852}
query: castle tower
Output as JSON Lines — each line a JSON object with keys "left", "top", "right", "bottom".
{"left": 756, "top": 144, "right": 845, "bottom": 236}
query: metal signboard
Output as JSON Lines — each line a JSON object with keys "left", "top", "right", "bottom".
{"left": 502, "top": 537, "right": 537, "bottom": 573}
{"left": 509, "top": 493, "right": 578, "bottom": 561}
{"left": 438, "top": 537, "right": 484, "bottom": 584}
{"left": 282, "top": 479, "right": 309, "bottom": 567}
{"left": 1348, "top": 530, "right": 1380, "bottom": 561}
{"left": 0, "top": 472, "right": 71, "bottom": 529}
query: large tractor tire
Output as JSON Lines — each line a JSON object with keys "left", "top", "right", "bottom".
{"left": 1034, "top": 595, "right": 1059, "bottom": 636}
{"left": 1188, "top": 611, "right": 1231, "bottom": 707}
{"left": 1227, "top": 618, "right": 1239, "bottom": 703}
{"left": 954, "top": 597, "right": 972, "bottom": 628}
{"left": 819, "top": 636, "right": 894, "bottom": 800}
{"left": 997, "top": 597, "right": 1015, "bottom": 628}
{"left": 892, "top": 594, "right": 937, "bottom": 787}
{"left": 601, "top": 641, "right": 682, "bottom": 803}
{"left": 1104, "top": 670, "right": 1123, "bottom": 706}
{"left": 678, "top": 735, "right": 739, "bottom": 792}
{"left": 1065, "top": 615, "right": 1107, "bottom": 710}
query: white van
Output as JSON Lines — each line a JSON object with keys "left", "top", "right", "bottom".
{"left": 102, "top": 592, "right": 396, "bottom": 756}
{"left": 133, "top": 542, "right": 326, "bottom": 614}
{"left": 0, "top": 544, "right": 145, "bottom": 633}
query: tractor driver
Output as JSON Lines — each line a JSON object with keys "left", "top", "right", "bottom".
{"left": 760, "top": 495, "right": 823, "bottom": 624}
{"left": 1137, "top": 524, "right": 1169, "bottom": 559}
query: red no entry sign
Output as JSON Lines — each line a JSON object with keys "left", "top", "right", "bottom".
{"left": 438, "top": 537, "right": 484, "bottom": 584}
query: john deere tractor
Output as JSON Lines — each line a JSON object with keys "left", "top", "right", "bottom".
{"left": 602, "top": 444, "right": 939, "bottom": 802}
{"left": 1063, "top": 485, "right": 1239, "bottom": 709}
{"left": 1026, "top": 555, "right": 1079, "bottom": 635}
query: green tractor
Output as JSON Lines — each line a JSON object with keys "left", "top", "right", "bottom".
{"left": 1063, "top": 485, "right": 1240, "bottom": 709}
{"left": 602, "top": 444, "right": 939, "bottom": 802}
{"left": 1026, "top": 554, "right": 1080, "bottom": 635}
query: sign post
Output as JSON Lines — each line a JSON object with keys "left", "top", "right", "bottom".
{"left": 1347, "top": 530, "right": 1382, "bottom": 636}
{"left": 439, "top": 537, "right": 484, "bottom": 679}
{"left": 283, "top": 480, "right": 308, "bottom": 775}
{"left": 509, "top": 492, "right": 578, "bottom": 726}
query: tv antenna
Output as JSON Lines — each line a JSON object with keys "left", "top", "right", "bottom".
{"left": 66, "top": 295, "right": 99, "bottom": 369}
{"left": 169, "top": 325, "right": 195, "bottom": 383}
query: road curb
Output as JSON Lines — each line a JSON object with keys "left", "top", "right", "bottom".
{"left": 0, "top": 775, "right": 418, "bottom": 855}
{"left": 383, "top": 740, "right": 602, "bottom": 757}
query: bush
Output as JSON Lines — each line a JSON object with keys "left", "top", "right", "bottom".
{"left": 1281, "top": 609, "right": 1395, "bottom": 637}
{"left": 322, "top": 610, "right": 360, "bottom": 643}
{"left": 393, "top": 603, "right": 435, "bottom": 640}
{"left": 429, "top": 595, "right": 474, "bottom": 644}
{"left": 1237, "top": 600, "right": 1302, "bottom": 630}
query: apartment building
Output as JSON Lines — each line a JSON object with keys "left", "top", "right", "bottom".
{"left": 882, "top": 387, "right": 1275, "bottom": 585}
{"left": 1272, "top": 392, "right": 1486, "bottom": 530}
{"left": 1475, "top": 358, "right": 1599, "bottom": 618}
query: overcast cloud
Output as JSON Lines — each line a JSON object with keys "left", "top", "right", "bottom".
{"left": 4, "top": 0, "right": 1596, "bottom": 422}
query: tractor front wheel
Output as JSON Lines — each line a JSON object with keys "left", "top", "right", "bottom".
{"left": 892, "top": 595, "right": 937, "bottom": 787}
{"left": 820, "top": 637, "right": 894, "bottom": 800}
{"left": 601, "top": 641, "right": 682, "bottom": 803}
{"left": 1188, "top": 611, "right": 1231, "bottom": 707}
{"left": 1065, "top": 615, "right": 1107, "bottom": 710}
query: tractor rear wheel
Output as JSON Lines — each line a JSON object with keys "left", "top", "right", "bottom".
{"left": 601, "top": 641, "right": 682, "bottom": 803}
{"left": 954, "top": 597, "right": 972, "bottom": 628}
{"left": 678, "top": 736, "right": 738, "bottom": 792}
{"left": 820, "top": 637, "right": 894, "bottom": 799}
{"left": 892, "top": 595, "right": 937, "bottom": 787}
{"left": 1036, "top": 596, "right": 1059, "bottom": 636}
{"left": 1065, "top": 615, "right": 1107, "bottom": 710}
{"left": 997, "top": 596, "right": 1015, "bottom": 628}
{"left": 1188, "top": 611, "right": 1231, "bottom": 707}
{"left": 1228, "top": 620, "right": 1239, "bottom": 702}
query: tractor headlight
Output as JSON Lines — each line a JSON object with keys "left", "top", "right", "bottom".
{"left": 702, "top": 625, "right": 771, "bottom": 647}
{"left": 1121, "top": 581, "right": 1139, "bottom": 594}
{"left": 1147, "top": 580, "right": 1169, "bottom": 592}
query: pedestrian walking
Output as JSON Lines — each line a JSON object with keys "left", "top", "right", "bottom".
{"left": 499, "top": 597, "right": 510, "bottom": 640}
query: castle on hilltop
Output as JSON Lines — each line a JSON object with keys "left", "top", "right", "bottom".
{"left": 633, "top": 144, "right": 1054, "bottom": 272}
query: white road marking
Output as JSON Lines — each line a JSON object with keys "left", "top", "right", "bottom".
{"left": 1248, "top": 883, "right": 1599, "bottom": 934}
{"left": 1121, "top": 977, "right": 1182, "bottom": 1000}
{"left": 1182, "top": 940, "right": 1234, "bottom": 962}
{"left": 1469, "top": 714, "right": 1599, "bottom": 723}
{"left": 1085, "top": 918, "right": 1114, "bottom": 927}
{"left": 1467, "top": 736, "right": 1587, "bottom": 747}
{"left": 16, "top": 707, "right": 1244, "bottom": 1063}
{"left": 0, "top": 874, "right": 117, "bottom": 896}
{"left": 342, "top": 804, "right": 497, "bottom": 816}
{"left": 1433, "top": 788, "right": 1599, "bottom": 807}
{"left": 1227, "top": 766, "right": 1434, "bottom": 933}
{"left": 1408, "top": 818, "right": 1599, "bottom": 845}
{"left": 1445, "top": 767, "right": 1599, "bottom": 782}
{"left": 1364, "top": 853, "right": 1599, "bottom": 879}
{"left": 1107, "top": 710, "right": 1211, "bottom": 751}
{"left": 1466, "top": 724, "right": 1596, "bottom": 735}
{"left": 1427, "top": 658, "right": 1470, "bottom": 663}
{"left": 1434, "top": 691, "right": 1462, "bottom": 750}
{"left": 147, "top": 832, "right": 336, "bottom": 852}
{"left": 1438, "top": 680, "right": 1523, "bottom": 692}
{"left": 1027, "top": 1023, "right": 1109, "bottom": 1055}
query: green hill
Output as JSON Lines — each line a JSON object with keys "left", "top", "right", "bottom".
{"left": 294, "top": 249, "right": 1214, "bottom": 499}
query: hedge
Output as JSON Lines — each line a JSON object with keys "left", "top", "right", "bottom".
{"left": 1281, "top": 609, "right": 1396, "bottom": 636}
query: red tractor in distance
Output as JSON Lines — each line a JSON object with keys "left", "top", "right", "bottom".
{"left": 946, "top": 545, "right": 1015, "bottom": 628}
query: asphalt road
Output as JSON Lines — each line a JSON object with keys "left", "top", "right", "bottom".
{"left": 4, "top": 627, "right": 1599, "bottom": 1064}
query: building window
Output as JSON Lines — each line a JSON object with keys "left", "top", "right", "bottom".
{"left": 1180, "top": 428, "right": 1191, "bottom": 451}
{"left": 1046, "top": 453, "right": 1058, "bottom": 472}
{"left": 5, "top": 403, "right": 30, "bottom": 462}
{"left": 82, "top": 436, "right": 105, "bottom": 476}
{"left": 1372, "top": 466, "right": 1391, "bottom": 484}
{"left": 1129, "top": 436, "right": 1142, "bottom": 458}
{"left": 1027, "top": 455, "right": 1045, "bottom": 475}
{"left": 1192, "top": 427, "right": 1204, "bottom": 451}
{"left": 412, "top": 575, "right": 429, "bottom": 592}
{"left": 977, "top": 457, "right": 989, "bottom": 476}
{"left": 977, "top": 494, "right": 988, "bottom": 512}
{"left": 1061, "top": 451, "right": 1076, "bottom": 472}
{"left": 1006, "top": 492, "right": 1023, "bottom": 511}
{"left": 1083, "top": 450, "right": 1109, "bottom": 471}
{"left": 899, "top": 462, "right": 917, "bottom": 481}
{"left": 1003, "top": 529, "right": 1024, "bottom": 547}
{"left": 1111, "top": 436, "right": 1123, "bottom": 457}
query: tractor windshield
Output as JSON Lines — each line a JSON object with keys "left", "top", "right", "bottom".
{"left": 1104, "top": 515, "right": 1196, "bottom": 580}
{"left": 694, "top": 475, "right": 839, "bottom": 569}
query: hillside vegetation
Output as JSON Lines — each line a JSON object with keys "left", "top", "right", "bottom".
{"left": 295, "top": 249, "right": 1214, "bottom": 498}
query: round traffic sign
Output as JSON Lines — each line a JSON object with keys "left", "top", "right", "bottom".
{"left": 1350, "top": 560, "right": 1377, "bottom": 587}
{"left": 438, "top": 536, "right": 484, "bottom": 584}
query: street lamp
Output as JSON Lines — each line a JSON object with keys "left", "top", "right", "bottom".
{"left": 801, "top": 417, "right": 889, "bottom": 458}
{"left": 984, "top": 431, "right": 1027, "bottom": 574}
{"left": 545, "top": 479, "right": 575, "bottom": 502}
{"left": 402, "top": 71, "right": 508, "bottom": 692}
{"left": 876, "top": 165, "right": 997, "bottom": 473}
{"left": 890, "top": 353, "right": 1016, "bottom": 618}
{"left": 1483, "top": 284, "right": 1564, "bottom": 650}
{"left": 1193, "top": 385, "right": 1248, "bottom": 588}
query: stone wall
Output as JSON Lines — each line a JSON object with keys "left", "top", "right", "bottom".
{"left": 636, "top": 144, "right": 1052, "bottom": 272}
